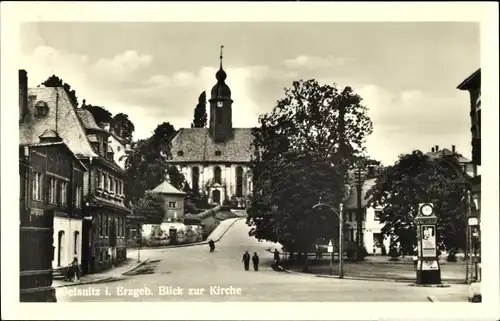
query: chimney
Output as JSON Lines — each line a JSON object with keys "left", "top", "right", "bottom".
{"left": 81, "top": 99, "right": 86, "bottom": 109}
{"left": 452, "top": 145, "right": 456, "bottom": 153}
{"left": 19, "top": 70, "right": 28, "bottom": 121}
{"left": 431, "top": 147, "right": 435, "bottom": 153}
{"left": 435, "top": 145, "right": 439, "bottom": 152}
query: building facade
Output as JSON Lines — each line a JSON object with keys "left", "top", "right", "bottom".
{"left": 167, "top": 52, "right": 254, "bottom": 207}
{"left": 75, "top": 106, "right": 130, "bottom": 274}
{"left": 343, "top": 178, "right": 390, "bottom": 254}
{"left": 19, "top": 140, "right": 86, "bottom": 301}
{"left": 150, "top": 181, "right": 186, "bottom": 222}
{"left": 457, "top": 69, "right": 481, "bottom": 214}
{"left": 19, "top": 70, "right": 130, "bottom": 277}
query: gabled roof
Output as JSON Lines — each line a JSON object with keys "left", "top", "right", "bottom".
{"left": 149, "top": 181, "right": 186, "bottom": 195}
{"left": 19, "top": 87, "right": 97, "bottom": 158}
{"left": 75, "top": 109, "right": 107, "bottom": 133}
{"left": 168, "top": 128, "right": 254, "bottom": 163}
{"left": 344, "top": 178, "right": 377, "bottom": 210}
{"left": 457, "top": 68, "right": 481, "bottom": 90}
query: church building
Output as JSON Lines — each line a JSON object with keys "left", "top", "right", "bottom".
{"left": 167, "top": 47, "right": 254, "bottom": 207}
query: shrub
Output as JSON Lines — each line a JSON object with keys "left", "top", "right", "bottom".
{"left": 388, "top": 245, "right": 399, "bottom": 261}
{"left": 344, "top": 242, "right": 368, "bottom": 261}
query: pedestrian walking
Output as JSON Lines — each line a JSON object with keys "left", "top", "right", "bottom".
{"left": 252, "top": 252, "right": 259, "bottom": 271}
{"left": 242, "top": 251, "right": 251, "bottom": 271}
{"left": 208, "top": 239, "right": 215, "bottom": 253}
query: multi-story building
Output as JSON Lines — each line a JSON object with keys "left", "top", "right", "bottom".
{"left": 457, "top": 68, "right": 481, "bottom": 214}
{"left": 343, "top": 178, "right": 390, "bottom": 254}
{"left": 19, "top": 70, "right": 86, "bottom": 301}
{"left": 75, "top": 104, "right": 130, "bottom": 273}
{"left": 19, "top": 69, "right": 130, "bottom": 277}
{"left": 167, "top": 52, "right": 254, "bottom": 207}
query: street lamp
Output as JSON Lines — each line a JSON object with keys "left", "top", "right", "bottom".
{"left": 312, "top": 198, "right": 344, "bottom": 278}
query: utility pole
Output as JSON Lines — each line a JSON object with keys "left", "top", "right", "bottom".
{"left": 355, "top": 165, "right": 364, "bottom": 248}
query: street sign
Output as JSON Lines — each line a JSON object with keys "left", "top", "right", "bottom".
{"left": 468, "top": 217, "right": 479, "bottom": 226}
{"left": 327, "top": 240, "right": 333, "bottom": 253}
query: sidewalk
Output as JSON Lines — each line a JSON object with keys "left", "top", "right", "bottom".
{"left": 52, "top": 255, "right": 149, "bottom": 288}
{"left": 283, "top": 257, "right": 467, "bottom": 284}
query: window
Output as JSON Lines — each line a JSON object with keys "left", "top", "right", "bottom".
{"left": 99, "top": 215, "right": 103, "bottom": 237}
{"left": 74, "top": 231, "right": 80, "bottom": 255}
{"left": 48, "top": 177, "right": 57, "bottom": 204}
{"left": 374, "top": 210, "right": 381, "bottom": 221}
{"left": 348, "top": 211, "right": 353, "bottom": 222}
{"left": 57, "top": 231, "right": 65, "bottom": 267}
{"left": 32, "top": 172, "right": 43, "bottom": 201}
{"left": 104, "top": 215, "right": 109, "bottom": 237}
{"left": 115, "top": 178, "right": 119, "bottom": 194}
{"left": 117, "top": 145, "right": 121, "bottom": 152}
{"left": 215, "top": 150, "right": 222, "bottom": 156}
{"left": 34, "top": 101, "right": 49, "bottom": 118}
{"left": 75, "top": 185, "right": 82, "bottom": 208}
{"left": 177, "top": 151, "right": 184, "bottom": 157}
{"left": 191, "top": 166, "right": 200, "bottom": 192}
{"left": 168, "top": 201, "right": 177, "bottom": 209}
{"left": 110, "top": 177, "right": 114, "bottom": 193}
{"left": 214, "top": 166, "right": 222, "bottom": 184}
{"left": 236, "top": 166, "right": 243, "bottom": 197}
{"left": 98, "top": 171, "right": 103, "bottom": 189}
{"left": 60, "top": 181, "right": 68, "bottom": 205}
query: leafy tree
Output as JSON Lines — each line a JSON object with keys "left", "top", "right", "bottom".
{"left": 111, "top": 113, "right": 135, "bottom": 143}
{"left": 41, "top": 75, "right": 79, "bottom": 107}
{"left": 191, "top": 91, "right": 207, "bottom": 128}
{"left": 123, "top": 122, "right": 184, "bottom": 206}
{"left": 366, "top": 150, "right": 470, "bottom": 256}
{"left": 83, "top": 104, "right": 113, "bottom": 126}
{"left": 247, "top": 79, "right": 373, "bottom": 270}
{"left": 134, "top": 193, "right": 165, "bottom": 224}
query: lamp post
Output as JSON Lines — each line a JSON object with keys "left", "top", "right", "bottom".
{"left": 312, "top": 197, "right": 346, "bottom": 279}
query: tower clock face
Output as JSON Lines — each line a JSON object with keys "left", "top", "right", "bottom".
{"left": 217, "top": 101, "right": 223, "bottom": 108}
{"left": 420, "top": 204, "right": 433, "bottom": 216}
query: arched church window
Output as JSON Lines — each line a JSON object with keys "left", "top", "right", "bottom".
{"left": 215, "top": 150, "right": 222, "bottom": 156}
{"left": 236, "top": 166, "right": 243, "bottom": 197}
{"left": 214, "top": 166, "right": 222, "bottom": 184}
{"left": 192, "top": 166, "right": 200, "bottom": 191}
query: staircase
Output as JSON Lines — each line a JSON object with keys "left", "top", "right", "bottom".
{"left": 52, "top": 267, "right": 67, "bottom": 280}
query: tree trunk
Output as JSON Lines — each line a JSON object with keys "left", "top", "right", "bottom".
{"left": 302, "top": 252, "right": 309, "bottom": 273}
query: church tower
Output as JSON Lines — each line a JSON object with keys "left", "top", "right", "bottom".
{"left": 209, "top": 45, "right": 233, "bottom": 142}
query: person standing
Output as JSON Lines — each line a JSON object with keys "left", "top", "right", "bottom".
{"left": 242, "top": 251, "right": 251, "bottom": 271}
{"left": 273, "top": 249, "right": 280, "bottom": 264}
{"left": 70, "top": 257, "right": 80, "bottom": 282}
{"left": 208, "top": 239, "right": 215, "bottom": 253}
{"left": 252, "top": 252, "right": 260, "bottom": 271}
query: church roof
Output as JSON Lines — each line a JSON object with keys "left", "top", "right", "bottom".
{"left": 425, "top": 149, "right": 471, "bottom": 163}
{"left": 149, "top": 181, "right": 186, "bottom": 195}
{"left": 19, "top": 87, "right": 97, "bottom": 158}
{"left": 168, "top": 128, "right": 254, "bottom": 163}
{"left": 75, "top": 108, "right": 107, "bottom": 133}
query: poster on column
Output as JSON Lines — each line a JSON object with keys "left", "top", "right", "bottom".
{"left": 421, "top": 225, "right": 436, "bottom": 257}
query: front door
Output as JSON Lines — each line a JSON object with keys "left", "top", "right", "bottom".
{"left": 212, "top": 189, "right": 221, "bottom": 204}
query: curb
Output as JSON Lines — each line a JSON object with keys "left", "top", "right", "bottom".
{"left": 428, "top": 296, "right": 438, "bottom": 302}
{"left": 53, "top": 276, "right": 114, "bottom": 289}
{"left": 121, "top": 258, "right": 150, "bottom": 275}
{"left": 283, "top": 268, "right": 458, "bottom": 285}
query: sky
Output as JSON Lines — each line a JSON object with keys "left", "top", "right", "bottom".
{"left": 19, "top": 22, "right": 480, "bottom": 165}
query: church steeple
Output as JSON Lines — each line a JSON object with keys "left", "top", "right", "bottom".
{"left": 209, "top": 45, "right": 233, "bottom": 142}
